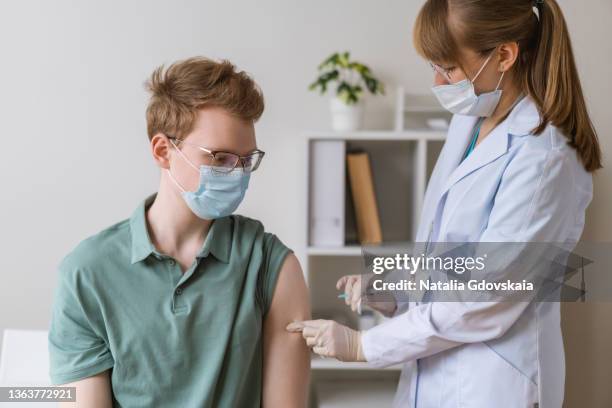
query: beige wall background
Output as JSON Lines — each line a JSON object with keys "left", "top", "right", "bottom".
{"left": 0, "top": 1, "right": 609, "bottom": 405}
{"left": 550, "top": 2, "right": 612, "bottom": 407}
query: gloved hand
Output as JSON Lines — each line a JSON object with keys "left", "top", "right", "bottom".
{"left": 286, "top": 319, "right": 366, "bottom": 362}
{"left": 337, "top": 274, "right": 398, "bottom": 317}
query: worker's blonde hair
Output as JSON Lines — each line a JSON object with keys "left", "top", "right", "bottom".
{"left": 414, "top": 0, "right": 602, "bottom": 172}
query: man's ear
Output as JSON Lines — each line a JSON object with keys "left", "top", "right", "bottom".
{"left": 498, "top": 41, "right": 519, "bottom": 73}
{"left": 150, "top": 133, "right": 172, "bottom": 170}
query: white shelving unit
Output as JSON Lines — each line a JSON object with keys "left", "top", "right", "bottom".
{"left": 304, "top": 129, "right": 445, "bottom": 248}
{"left": 304, "top": 126, "right": 445, "bottom": 407}
{"left": 394, "top": 86, "right": 452, "bottom": 132}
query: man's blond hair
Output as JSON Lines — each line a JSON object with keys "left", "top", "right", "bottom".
{"left": 145, "top": 56, "right": 264, "bottom": 141}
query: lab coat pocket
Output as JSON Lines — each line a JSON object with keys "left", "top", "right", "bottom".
{"left": 459, "top": 342, "right": 538, "bottom": 408}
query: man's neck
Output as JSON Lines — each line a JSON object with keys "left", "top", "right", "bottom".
{"left": 145, "top": 181, "right": 212, "bottom": 261}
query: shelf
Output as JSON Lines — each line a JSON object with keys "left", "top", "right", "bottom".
{"left": 306, "top": 245, "right": 363, "bottom": 256}
{"left": 303, "top": 91, "right": 444, "bottom": 403}
{"left": 306, "top": 243, "right": 417, "bottom": 256}
{"left": 303, "top": 129, "right": 446, "bottom": 141}
{"left": 403, "top": 107, "right": 448, "bottom": 113}
{"left": 311, "top": 356, "right": 402, "bottom": 371}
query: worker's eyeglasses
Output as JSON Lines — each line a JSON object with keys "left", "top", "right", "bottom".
{"left": 429, "top": 48, "right": 497, "bottom": 83}
{"left": 167, "top": 136, "right": 265, "bottom": 173}
{"left": 429, "top": 62, "right": 454, "bottom": 82}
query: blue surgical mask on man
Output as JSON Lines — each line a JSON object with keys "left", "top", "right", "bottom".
{"left": 166, "top": 139, "right": 250, "bottom": 220}
{"left": 431, "top": 50, "right": 505, "bottom": 117}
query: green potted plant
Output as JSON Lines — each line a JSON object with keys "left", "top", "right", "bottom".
{"left": 309, "top": 51, "right": 385, "bottom": 131}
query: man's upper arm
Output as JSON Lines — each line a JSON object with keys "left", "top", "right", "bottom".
{"left": 262, "top": 252, "right": 311, "bottom": 408}
{"left": 58, "top": 370, "right": 113, "bottom": 408}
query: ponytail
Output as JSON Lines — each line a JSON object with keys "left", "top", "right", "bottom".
{"left": 414, "top": 0, "right": 603, "bottom": 172}
{"left": 526, "top": 0, "right": 602, "bottom": 172}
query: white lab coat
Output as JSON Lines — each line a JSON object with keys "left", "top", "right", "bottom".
{"left": 361, "top": 96, "right": 593, "bottom": 408}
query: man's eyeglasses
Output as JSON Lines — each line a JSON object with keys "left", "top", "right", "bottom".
{"left": 167, "top": 136, "right": 265, "bottom": 173}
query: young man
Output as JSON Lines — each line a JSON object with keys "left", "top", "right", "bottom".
{"left": 48, "top": 57, "right": 311, "bottom": 407}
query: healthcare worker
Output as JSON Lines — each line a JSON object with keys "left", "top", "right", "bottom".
{"left": 287, "top": 0, "right": 602, "bottom": 407}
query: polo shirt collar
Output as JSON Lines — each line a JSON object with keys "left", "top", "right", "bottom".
{"left": 198, "top": 216, "right": 232, "bottom": 263}
{"left": 129, "top": 193, "right": 232, "bottom": 264}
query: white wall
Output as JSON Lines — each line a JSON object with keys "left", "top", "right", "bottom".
{"left": 0, "top": 1, "right": 610, "bottom": 405}
{"left": 0, "top": 0, "right": 425, "bottom": 331}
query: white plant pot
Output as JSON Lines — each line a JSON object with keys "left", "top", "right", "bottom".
{"left": 329, "top": 97, "right": 364, "bottom": 131}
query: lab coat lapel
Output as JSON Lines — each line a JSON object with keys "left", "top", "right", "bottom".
{"left": 439, "top": 115, "right": 480, "bottom": 183}
{"left": 439, "top": 122, "right": 510, "bottom": 196}
{"left": 424, "top": 117, "right": 510, "bottom": 243}
{"left": 417, "top": 96, "right": 539, "bottom": 242}
{"left": 439, "top": 95, "right": 540, "bottom": 198}
{"left": 416, "top": 115, "right": 477, "bottom": 241}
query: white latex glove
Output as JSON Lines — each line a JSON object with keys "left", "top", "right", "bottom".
{"left": 286, "top": 319, "right": 366, "bottom": 362}
{"left": 336, "top": 274, "right": 397, "bottom": 317}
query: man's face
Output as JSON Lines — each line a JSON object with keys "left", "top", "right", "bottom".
{"left": 168, "top": 107, "right": 258, "bottom": 193}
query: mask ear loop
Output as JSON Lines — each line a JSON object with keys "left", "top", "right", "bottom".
{"left": 166, "top": 168, "right": 187, "bottom": 193}
{"left": 471, "top": 50, "right": 496, "bottom": 82}
{"left": 169, "top": 138, "right": 200, "bottom": 172}
{"left": 494, "top": 70, "right": 506, "bottom": 91}
{"left": 166, "top": 138, "right": 199, "bottom": 193}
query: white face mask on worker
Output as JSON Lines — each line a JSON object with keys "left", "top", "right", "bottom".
{"left": 431, "top": 51, "right": 505, "bottom": 117}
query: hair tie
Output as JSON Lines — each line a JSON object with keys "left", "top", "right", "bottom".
{"left": 532, "top": 0, "right": 543, "bottom": 21}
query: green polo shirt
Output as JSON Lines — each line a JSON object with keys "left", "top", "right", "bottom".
{"left": 48, "top": 193, "right": 293, "bottom": 407}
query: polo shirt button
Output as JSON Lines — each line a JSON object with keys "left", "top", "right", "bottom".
{"left": 168, "top": 259, "right": 175, "bottom": 266}
{"left": 175, "top": 287, "right": 183, "bottom": 296}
